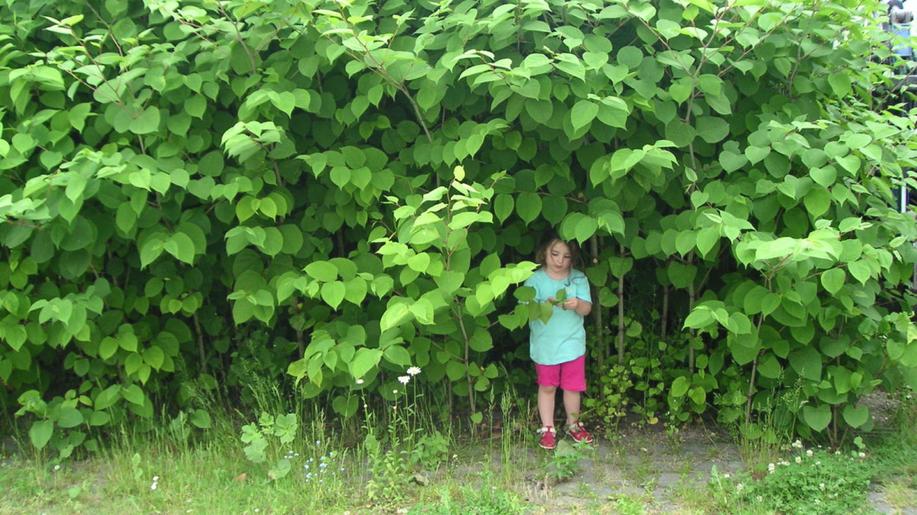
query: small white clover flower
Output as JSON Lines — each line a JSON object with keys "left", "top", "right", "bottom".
{"left": 795, "top": 456, "right": 802, "bottom": 464}
{"left": 397, "top": 375, "right": 410, "bottom": 385}
{"left": 153, "top": 476, "right": 160, "bottom": 482}
{"left": 736, "top": 483, "right": 744, "bottom": 492}
{"left": 858, "top": 452, "right": 866, "bottom": 459}
{"left": 392, "top": 389, "right": 398, "bottom": 394}
{"left": 792, "top": 439, "right": 803, "bottom": 449}
{"left": 819, "top": 483, "right": 826, "bottom": 490}
{"left": 356, "top": 378, "right": 365, "bottom": 385}
{"left": 806, "top": 450, "right": 813, "bottom": 457}
{"left": 768, "top": 463, "right": 776, "bottom": 473}
{"left": 407, "top": 366, "right": 421, "bottom": 376}
{"left": 150, "top": 482, "right": 158, "bottom": 491}
{"left": 835, "top": 450, "right": 841, "bottom": 455}
{"left": 723, "top": 473, "right": 730, "bottom": 479}
{"left": 53, "top": 464, "right": 61, "bottom": 471}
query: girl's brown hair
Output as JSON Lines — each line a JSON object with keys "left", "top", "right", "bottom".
{"left": 534, "top": 234, "right": 580, "bottom": 267}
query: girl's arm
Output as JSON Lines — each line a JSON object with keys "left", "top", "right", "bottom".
{"left": 562, "top": 297, "right": 592, "bottom": 316}
{"left": 574, "top": 299, "right": 592, "bottom": 317}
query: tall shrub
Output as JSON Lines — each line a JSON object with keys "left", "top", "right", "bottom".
{"left": 0, "top": 0, "right": 914, "bottom": 455}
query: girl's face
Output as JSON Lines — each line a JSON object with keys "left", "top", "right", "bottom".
{"left": 546, "top": 241, "right": 572, "bottom": 275}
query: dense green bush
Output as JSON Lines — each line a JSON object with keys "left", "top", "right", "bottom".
{"left": 0, "top": 0, "right": 915, "bottom": 456}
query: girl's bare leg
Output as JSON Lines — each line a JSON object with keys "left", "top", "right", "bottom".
{"left": 563, "top": 390, "right": 581, "bottom": 427}
{"left": 538, "top": 385, "right": 557, "bottom": 428}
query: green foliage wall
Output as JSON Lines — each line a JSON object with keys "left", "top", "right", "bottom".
{"left": 1, "top": 0, "right": 915, "bottom": 454}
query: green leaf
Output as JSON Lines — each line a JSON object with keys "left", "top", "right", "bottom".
{"left": 842, "top": 405, "right": 868, "bottom": 428}
{"left": 270, "top": 91, "right": 296, "bottom": 117}
{"left": 94, "top": 385, "right": 121, "bottom": 410}
{"left": 789, "top": 346, "right": 822, "bottom": 381}
{"left": 330, "top": 166, "right": 350, "bottom": 188}
{"left": 122, "top": 384, "right": 145, "bottom": 406}
{"left": 185, "top": 95, "right": 206, "bottom": 118}
{"left": 695, "top": 227, "right": 718, "bottom": 257}
{"left": 688, "top": 386, "right": 705, "bottom": 405}
{"left": 165, "top": 232, "right": 196, "bottom": 264}
{"left": 469, "top": 329, "right": 493, "bottom": 352}
{"left": 757, "top": 12, "right": 783, "bottom": 31}
{"left": 410, "top": 298, "right": 435, "bottom": 324}
{"left": 343, "top": 277, "right": 368, "bottom": 305}
{"left": 583, "top": 52, "right": 608, "bottom": 69}
{"left": 820, "top": 269, "right": 845, "bottom": 295}
{"left": 383, "top": 345, "right": 411, "bottom": 366}
{"left": 56, "top": 407, "right": 83, "bottom": 428}
{"left": 670, "top": 376, "right": 689, "bottom": 397}
{"left": 554, "top": 54, "right": 585, "bottom": 81}
{"left": 99, "top": 337, "right": 119, "bottom": 360}
{"left": 516, "top": 192, "right": 542, "bottom": 225}
{"left": 380, "top": 303, "right": 411, "bottom": 333}
{"left": 802, "top": 404, "right": 831, "bottom": 432}
{"left": 139, "top": 237, "right": 164, "bottom": 269}
{"left": 305, "top": 261, "right": 337, "bottom": 282}
{"left": 129, "top": 107, "right": 161, "bottom": 134}
{"left": 757, "top": 353, "right": 782, "bottom": 379}
{"left": 719, "top": 150, "right": 747, "bottom": 173}
{"left": 828, "top": 72, "right": 852, "bottom": 97}
{"left": 190, "top": 409, "right": 212, "bottom": 429}
{"left": 803, "top": 188, "right": 830, "bottom": 218}
{"left": 143, "top": 345, "right": 165, "bottom": 370}
{"left": 810, "top": 166, "right": 837, "bottom": 187}
{"left": 847, "top": 260, "right": 870, "bottom": 284}
{"left": 350, "top": 348, "right": 383, "bottom": 379}
{"left": 617, "top": 46, "right": 643, "bottom": 68}
{"left": 29, "top": 420, "right": 53, "bottom": 450}
{"left": 745, "top": 145, "right": 770, "bottom": 164}
{"left": 684, "top": 308, "right": 713, "bottom": 329}
{"left": 320, "top": 281, "right": 346, "bottom": 309}
{"left": 494, "top": 193, "right": 514, "bottom": 223}
{"left": 696, "top": 116, "right": 729, "bottom": 144}
{"left": 570, "top": 100, "right": 598, "bottom": 131}
{"left": 574, "top": 216, "right": 597, "bottom": 244}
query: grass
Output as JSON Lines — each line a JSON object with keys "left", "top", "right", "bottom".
{"left": 0, "top": 389, "right": 914, "bottom": 514}
{"left": 0, "top": 432, "right": 359, "bottom": 514}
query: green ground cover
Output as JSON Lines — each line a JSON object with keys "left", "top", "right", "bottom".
{"left": 2, "top": 390, "right": 913, "bottom": 514}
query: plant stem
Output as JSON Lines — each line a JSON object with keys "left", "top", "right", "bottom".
{"left": 591, "top": 236, "right": 604, "bottom": 368}
{"left": 617, "top": 244, "right": 625, "bottom": 363}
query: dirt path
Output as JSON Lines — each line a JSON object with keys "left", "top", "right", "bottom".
{"left": 467, "top": 423, "right": 915, "bottom": 514}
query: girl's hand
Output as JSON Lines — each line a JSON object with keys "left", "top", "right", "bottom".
{"left": 562, "top": 297, "right": 580, "bottom": 311}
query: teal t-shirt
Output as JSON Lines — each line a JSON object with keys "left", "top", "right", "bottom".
{"left": 524, "top": 268, "right": 592, "bottom": 365}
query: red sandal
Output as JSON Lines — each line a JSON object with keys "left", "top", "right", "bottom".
{"left": 537, "top": 426, "right": 556, "bottom": 450}
{"left": 566, "top": 422, "right": 594, "bottom": 444}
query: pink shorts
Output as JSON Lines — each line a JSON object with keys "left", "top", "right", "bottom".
{"left": 535, "top": 355, "right": 586, "bottom": 392}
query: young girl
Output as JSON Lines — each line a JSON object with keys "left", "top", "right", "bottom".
{"left": 524, "top": 236, "right": 594, "bottom": 450}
